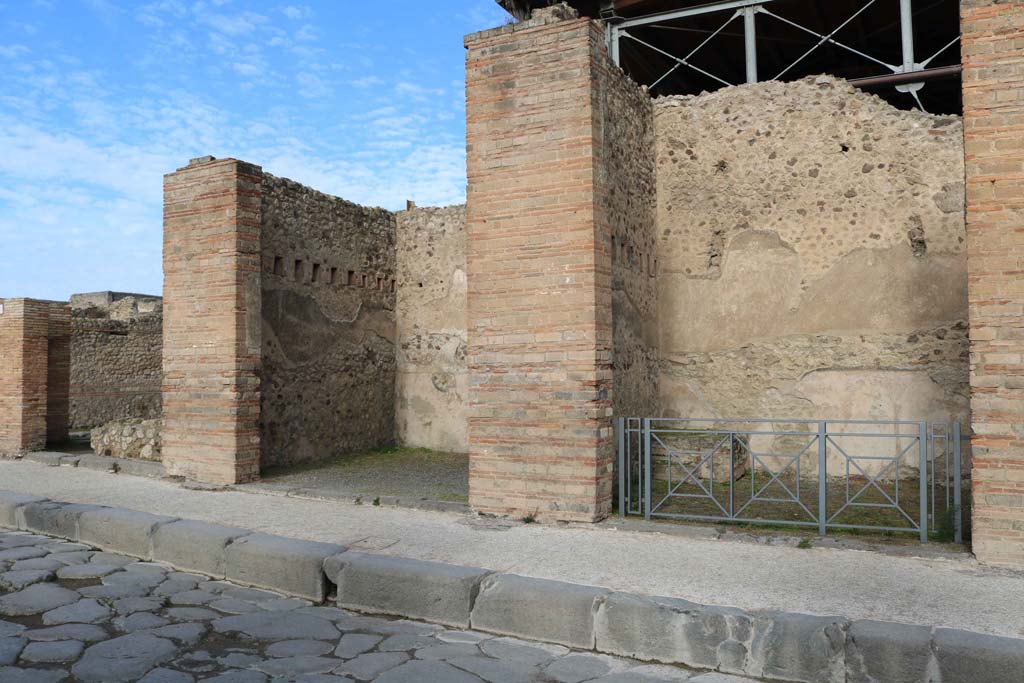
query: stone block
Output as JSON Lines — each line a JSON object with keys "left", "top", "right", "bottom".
{"left": 224, "top": 533, "right": 344, "bottom": 602}
{"left": 0, "top": 492, "right": 47, "bottom": 529}
{"left": 594, "top": 591, "right": 751, "bottom": 671}
{"left": 17, "top": 502, "right": 105, "bottom": 540}
{"left": 933, "top": 628, "right": 1024, "bottom": 683}
{"left": 152, "top": 520, "right": 250, "bottom": 578}
{"left": 470, "top": 574, "right": 608, "bottom": 649}
{"left": 747, "top": 612, "right": 848, "bottom": 683}
{"left": 325, "top": 552, "right": 491, "bottom": 628}
{"left": 845, "top": 620, "right": 935, "bottom": 683}
{"left": 77, "top": 508, "right": 178, "bottom": 560}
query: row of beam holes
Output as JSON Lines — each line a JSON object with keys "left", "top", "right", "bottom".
{"left": 272, "top": 256, "right": 396, "bottom": 292}
{"left": 611, "top": 237, "right": 657, "bottom": 276}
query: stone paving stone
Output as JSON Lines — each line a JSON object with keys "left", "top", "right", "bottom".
{"left": 334, "top": 634, "right": 383, "bottom": 659}
{"left": 266, "top": 639, "right": 335, "bottom": 658}
{"left": 543, "top": 652, "right": 628, "bottom": 683}
{"left": 213, "top": 612, "right": 340, "bottom": 641}
{"left": 42, "top": 598, "right": 112, "bottom": 625}
{"left": 112, "top": 596, "right": 165, "bottom": 615}
{"left": 206, "top": 671, "right": 268, "bottom": 683}
{"left": 89, "top": 553, "right": 136, "bottom": 567}
{"left": 138, "top": 669, "right": 195, "bottom": 683}
{"left": 448, "top": 654, "right": 540, "bottom": 683}
{"left": 140, "top": 622, "right": 207, "bottom": 646}
{"left": 0, "top": 569, "right": 54, "bottom": 590}
{"left": 0, "top": 666, "right": 70, "bottom": 682}
{"left": 168, "top": 589, "right": 218, "bottom": 606}
{"left": 114, "top": 612, "right": 169, "bottom": 632}
{"left": 165, "top": 607, "right": 221, "bottom": 622}
{"left": 79, "top": 583, "right": 151, "bottom": 599}
{"left": 208, "top": 597, "right": 263, "bottom": 614}
{"left": 0, "top": 619, "right": 27, "bottom": 638}
{"left": 689, "top": 674, "right": 761, "bottom": 683}
{"left": 0, "top": 635, "right": 27, "bottom": 665}
{"left": 374, "top": 659, "right": 484, "bottom": 683}
{"left": 479, "top": 636, "right": 570, "bottom": 666}
{"left": 438, "top": 630, "right": 492, "bottom": 645}
{"left": 0, "top": 583, "right": 80, "bottom": 616}
{"left": 413, "top": 642, "right": 481, "bottom": 661}
{"left": 256, "top": 655, "right": 340, "bottom": 676}
{"left": 24, "top": 624, "right": 109, "bottom": 643}
{"left": 377, "top": 633, "right": 438, "bottom": 652}
{"left": 72, "top": 633, "right": 179, "bottom": 682}
{"left": 55, "top": 563, "right": 122, "bottom": 580}
{"left": 335, "top": 652, "right": 410, "bottom": 679}
{"left": 11, "top": 558, "right": 65, "bottom": 572}
{"left": 20, "top": 639, "right": 84, "bottom": 663}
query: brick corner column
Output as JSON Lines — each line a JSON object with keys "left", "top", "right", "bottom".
{"left": 464, "top": 13, "right": 615, "bottom": 522}
{"left": 962, "top": 0, "right": 1024, "bottom": 568}
{"left": 0, "top": 298, "right": 52, "bottom": 454}
{"left": 162, "top": 156, "right": 263, "bottom": 485}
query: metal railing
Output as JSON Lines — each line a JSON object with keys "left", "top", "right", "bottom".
{"left": 617, "top": 417, "right": 964, "bottom": 543}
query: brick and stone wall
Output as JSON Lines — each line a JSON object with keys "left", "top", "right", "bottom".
{"left": 599, "top": 44, "right": 660, "bottom": 420}
{"left": 259, "top": 173, "right": 397, "bottom": 468}
{"left": 70, "top": 303, "right": 163, "bottom": 429}
{"left": 465, "top": 7, "right": 632, "bottom": 521}
{"left": 0, "top": 298, "right": 70, "bottom": 454}
{"left": 961, "top": 0, "right": 1024, "bottom": 568}
{"left": 162, "top": 157, "right": 263, "bottom": 485}
{"left": 395, "top": 205, "right": 469, "bottom": 453}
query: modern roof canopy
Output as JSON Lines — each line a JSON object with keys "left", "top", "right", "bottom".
{"left": 495, "top": 0, "right": 963, "bottom": 114}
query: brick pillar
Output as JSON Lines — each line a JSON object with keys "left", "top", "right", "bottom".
{"left": 45, "top": 302, "right": 71, "bottom": 446}
{"left": 0, "top": 299, "right": 53, "bottom": 454}
{"left": 962, "top": 0, "right": 1024, "bottom": 567}
{"left": 464, "top": 11, "right": 617, "bottom": 521}
{"left": 162, "top": 157, "right": 263, "bottom": 484}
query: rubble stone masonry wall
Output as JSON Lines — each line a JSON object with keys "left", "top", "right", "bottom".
{"left": 653, "top": 77, "right": 969, "bottom": 472}
{"left": 961, "top": 0, "right": 1024, "bottom": 568}
{"left": 259, "top": 173, "right": 397, "bottom": 468}
{"left": 70, "top": 307, "right": 163, "bottom": 429}
{"left": 396, "top": 205, "right": 468, "bottom": 453}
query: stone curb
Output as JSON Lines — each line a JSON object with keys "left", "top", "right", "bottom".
{"left": 1, "top": 489, "right": 1022, "bottom": 682}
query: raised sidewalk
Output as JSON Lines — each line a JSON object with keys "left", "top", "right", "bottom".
{"left": 0, "top": 460, "right": 1022, "bottom": 682}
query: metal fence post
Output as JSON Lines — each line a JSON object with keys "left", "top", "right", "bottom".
{"left": 954, "top": 421, "right": 963, "bottom": 545}
{"left": 818, "top": 421, "right": 827, "bottom": 536}
{"left": 643, "top": 418, "right": 652, "bottom": 520}
{"left": 919, "top": 421, "right": 929, "bottom": 543}
{"left": 617, "top": 418, "right": 626, "bottom": 518}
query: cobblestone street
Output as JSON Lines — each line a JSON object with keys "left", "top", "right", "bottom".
{"left": 0, "top": 530, "right": 753, "bottom": 683}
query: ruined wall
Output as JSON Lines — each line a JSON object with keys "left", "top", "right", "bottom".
{"left": 70, "top": 305, "right": 163, "bottom": 429}
{"left": 598, "top": 50, "right": 659, "bottom": 420}
{"left": 655, "top": 77, "right": 969, "bottom": 468}
{"left": 260, "top": 173, "right": 397, "bottom": 469}
{"left": 395, "top": 205, "right": 468, "bottom": 453}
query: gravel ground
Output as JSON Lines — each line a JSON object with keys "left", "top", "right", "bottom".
{"left": 0, "top": 529, "right": 761, "bottom": 683}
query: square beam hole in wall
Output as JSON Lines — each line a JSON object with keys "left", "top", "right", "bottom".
{"left": 347, "top": 270, "right": 356, "bottom": 286}
{"left": 312, "top": 263, "right": 321, "bottom": 283}
{"left": 273, "top": 256, "right": 284, "bottom": 276}
{"left": 294, "top": 259, "right": 304, "bottom": 282}
{"left": 329, "top": 267, "right": 337, "bottom": 285}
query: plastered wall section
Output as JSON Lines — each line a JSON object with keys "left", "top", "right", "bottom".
{"left": 162, "top": 158, "right": 262, "bottom": 485}
{"left": 70, "top": 309, "right": 163, "bottom": 429}
{"left": 961, "top": 0, "right": 1024, "bottom": 568}
{"left": 395, "top": 205, "right": 468, "bottom": 453}
{"left": 465, "top": 12, "right": 620, "bottom": 521}
{"left": 260, "top": 173, "right": 397, "bottom": 468}
{"left": 0, "top": 298, "right": 69, "bottom": 454}
{"left": 654, "top": 76, "right": 969, "bottom": 473}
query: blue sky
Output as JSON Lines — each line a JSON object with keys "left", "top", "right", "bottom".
{"left": 0, "top": 0, "right": 510, "bottom": 301}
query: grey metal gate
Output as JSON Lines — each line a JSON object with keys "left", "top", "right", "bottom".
{"left": 617, "top": 418, "right": 963, "bottom": 544}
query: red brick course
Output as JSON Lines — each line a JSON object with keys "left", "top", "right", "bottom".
{"left": 162, "top": 158, "right": 263, "bottom": 485}
{"left": 962, "top": 0, "right": 1024, "bottom": 567}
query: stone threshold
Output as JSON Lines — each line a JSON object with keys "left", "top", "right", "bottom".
{"left": 235, "top": 481, "right": 471, "bottom": 515}
{"left": 0, "top": 489, "right": 1020, "bottom": 683}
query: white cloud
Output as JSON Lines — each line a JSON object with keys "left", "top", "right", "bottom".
{"left": 351, "top": 75, "right": 383, "bottom": 89}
